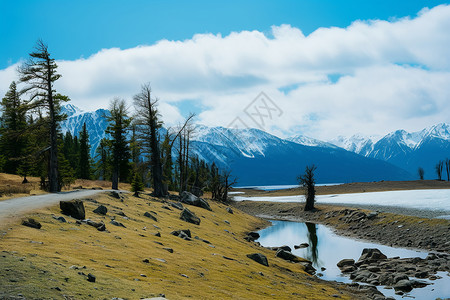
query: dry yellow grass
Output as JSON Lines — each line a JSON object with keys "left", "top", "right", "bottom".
{"left": 0, "top": 192, "right": 359, "bottom": 299}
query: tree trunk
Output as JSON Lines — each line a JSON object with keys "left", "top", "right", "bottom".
{"left": 47, "top": 57, "right": 59, "bottom": 193}
{"left": 112, "top": 167, "right": 119, "bottom": 190}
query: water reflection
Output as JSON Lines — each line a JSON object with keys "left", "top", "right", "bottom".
{"left": 257, "top": 220, "right": 450, "bottom": 299}
{"left": 305, "top": 222, "right": 318, "bottom": 265}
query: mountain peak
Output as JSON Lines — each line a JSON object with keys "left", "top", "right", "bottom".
{"left": 61, "top": 104, "right": 83, "bottom": 117}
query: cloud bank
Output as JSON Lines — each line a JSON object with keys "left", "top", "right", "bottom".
{"left": 1, "top": 5, "right": 450, "bottom": 140}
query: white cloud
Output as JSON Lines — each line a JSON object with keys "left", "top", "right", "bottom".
{"left": 1, "top": 5, "right": 450, "bottom": 139}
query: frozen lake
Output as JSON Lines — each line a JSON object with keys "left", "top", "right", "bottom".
{"left": 234, "top": 189, "right": 450, "bottom": 218}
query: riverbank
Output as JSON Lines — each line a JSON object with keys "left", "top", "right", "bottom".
{"left": 0, "top": 191, "right": 381, "bottom": 299}
{"left": 233, "top": 201, "right": 450, "bottom": 254}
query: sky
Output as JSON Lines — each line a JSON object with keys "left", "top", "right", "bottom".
{"left": 1, "top": 0, "right": 450, "bottom": 140}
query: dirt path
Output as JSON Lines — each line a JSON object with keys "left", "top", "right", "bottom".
{"left": 0, "top": 190, "right": 118, "bottom": 224}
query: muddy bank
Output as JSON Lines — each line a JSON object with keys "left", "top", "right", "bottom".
{"left": 233, "top": 201, "right": 450, "bottom": 254}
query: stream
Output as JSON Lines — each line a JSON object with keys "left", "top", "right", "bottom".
{"left": 257, "top": 220, "right": 450, "bottom": 299}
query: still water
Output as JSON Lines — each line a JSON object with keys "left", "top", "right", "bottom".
{"left": 257, "top": 220, "right": 450, "bottom": 299}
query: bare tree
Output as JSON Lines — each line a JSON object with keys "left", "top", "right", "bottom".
{"left": 18, "top": 40, "right": 68, "bottom": 192}
{"left": 133, "top": 83, "right": 166, "bottom": 197}
{"left": 298, "top": 165, "right": 317, "bottom": 211}
{"left": 436, "top": 160, "right": 444, "bottom": 181}
{"left": 418, "top": 167, "right": 425, "bottom": 180}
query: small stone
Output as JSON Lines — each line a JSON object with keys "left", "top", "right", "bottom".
{"left": 163, "top": 248, "right": 174, "bottom": 253}
{"left": 87, "top": 273, "right": 96, "bottom": 283}
{"left": 93, "top": 205, "right": 108, "bottom": 215}
{"left": 22, "top": 218, "right": 41, "bottom": 229}
{"left": 144, "top": 212, "right": 157, "bottom": 222}
{"left": 226, "top": 207, "right": 233, "bottom": 214}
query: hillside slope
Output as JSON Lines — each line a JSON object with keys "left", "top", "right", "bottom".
{"left": 0, "top": 192, "right": 368, "bottom": 299}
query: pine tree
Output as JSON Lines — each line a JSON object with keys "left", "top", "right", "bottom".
{"left": 0, "top": 81, "right": 28, "bottom": 174}
{"left": 18, "top": 40, "right": 69, "bottom": 192}
{"left": 131, "top": 172, "right": 144, "bottom": 197}
{"left": 78, "top": 123, "right": 91, "bottom": 179}
{"left": 105, "top": 98, "right": 131, "bottom": 190}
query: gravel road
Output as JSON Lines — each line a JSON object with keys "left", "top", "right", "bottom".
{"left": 0, "top": 190, "right": 115, "bottom": 223}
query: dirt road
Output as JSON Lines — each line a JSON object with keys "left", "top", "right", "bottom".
{"left": 0, "top": 190, "right": 116, "bottom": 224}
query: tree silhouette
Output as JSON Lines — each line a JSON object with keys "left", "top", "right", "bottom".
{"left": 298, "top": 165, "right": 317, "bottom": 211}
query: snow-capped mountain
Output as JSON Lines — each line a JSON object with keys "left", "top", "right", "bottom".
{"left": 60, "top": 106, "right": 110, "bottom": 158}
{"left": 329, "top": 123, "right": 450, "bottom": 179}
{"left": 329, "top": 134, "right": 379, "bottom": 157}
{"left": 58, "top": 104, "right": 416, "bottom": 185}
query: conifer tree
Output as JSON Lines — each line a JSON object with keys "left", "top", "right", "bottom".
{"left": 0, "top": 81, "right": 28, "bottom": 174}
{"left": 78, "top": 123, "right": 91, "bottom": 179}
{"left": 18, "top": 40, "right": 69, "bottom": 192}
{"left": 95, "top": 138, "right": 111, "bottom": 180}
{"left": 105, "top": 98, "right": 131, "bottom": 190}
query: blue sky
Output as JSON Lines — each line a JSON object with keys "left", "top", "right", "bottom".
{"left": 1, "top": 0, "right": 446, "bottom": 68}
{"left": 1, "top": 1, "right": 450, "bottom": 140}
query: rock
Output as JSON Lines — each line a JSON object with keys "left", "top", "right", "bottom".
{"left": 337, "top": 259, "right": 355, "bottom": 268}
{"left": 299, "top": 262, "right": 316, "bottom": 275}
{"left": 85, "top": 220, "right": 106, "bottom": 231}
{"left": 171, "top": 229, "right": 192, "bottom": 240}
{"left": 415, "top": 271, "right": 428, "bottom": 278}
{"left": 110, "top": 191, "right": 121, "bottom": 199}
{"left": 356, "top": 248, "right": 387, "bottom": 265}
{"left": 52, "top": 215, "right": 66, "bottom": 222}
{"left": 393, "top": 279, "right": 413, "bottom": 292}
{"left": 247, "top": 253, "right": 269, "bottom": 266}
{"left": 367, "top": 212, "right": 378, "bottom": 220}
{"left": 341, "top": 265, "right": 356, "bottom": 273}
{"left": 180, "top": 191, "right": 212, "bottom": 211}
{"left": 22, "top": 218, "right": 42, "bottom": 229}
{"left": 393, "top": 274, "right": 408, "bottom": 283}
{"left": 60, "top": 200, "right": 85, "bottom": 220}
{"left": 93, "top": 205, "right": 108, "bottom": 215}
{"left": 294, "top": 243, "right": 309, "bottom": 249}
{"left": 226, "top": 207, "right": 233, "bottom": 214}
{"left": 110, "top": 220, "right": 126, "bottom": 228}
{"left": 180, "top": 208, "right": 200, "bottom": 225}
{"left": 163, "top": 248, "right": 174, "bottom": 253}
{"left": 275, "top": 249, "right": 301, "bottom": 262}
{"left": 244, "top": 231, "right": 260, "bottom": 242}
{"left": 194, "top": 236, "right": 211, "bottom": 244}
{"left": 144, "top": 212, "right": 157, "bottom": 222}
{"left": 87, "top": 273, "right": 96, "bottom": 283}
{"left": 170, "top": 202, "right": 183, "bottom": 210}
{"left": 154, "top": 232, "right": 161, "bottom": 237}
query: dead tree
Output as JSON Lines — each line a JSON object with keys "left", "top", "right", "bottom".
{"left": 298, "top": 165, "right": 317, "bottom": 211}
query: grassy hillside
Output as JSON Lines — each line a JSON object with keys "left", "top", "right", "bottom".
{"left": 0, "top": 191, "right": 361, "bottom": 299}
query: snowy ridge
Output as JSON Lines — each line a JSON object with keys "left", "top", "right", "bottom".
{"left": 193, "top": 125, "right": 286, "bottom": 159}
{"left": 286, "top": 135, "right": 338, "bottom": 149}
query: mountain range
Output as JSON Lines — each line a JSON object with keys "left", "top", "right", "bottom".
{"left": 59, "top": 104, "right": 450, "bottom": 185}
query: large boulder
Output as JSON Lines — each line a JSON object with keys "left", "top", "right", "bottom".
{"left": 60, "top": 200, "right": 85, "bottom": 220}
{"left": 337, "top": 259, "right": 355, "bottom": 269}
{"left": 244, "top": 231, "right": 260, "bottom": 242}
{"left": 180, "top": 191, "right": 212, "bottom": 211}
{"left": 356, "top": 248, "right": 387, "bottom": 265}
{"left": 180, "top": 208, "right": 200, "bottom": 225}
{"left": 247, "top": 253, "right": 269, "bottom": 266}
{"left": 275, "top": 249, "right": 301, "bottom": 262}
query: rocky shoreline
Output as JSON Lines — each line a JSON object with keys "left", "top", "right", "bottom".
{"left": 234, "top": 201, "right": 450, "bottom": 254}
{"left": 234, "top": 200, "right": 450, "bottom": 299}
